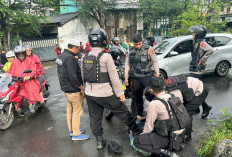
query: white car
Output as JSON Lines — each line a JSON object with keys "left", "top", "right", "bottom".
{"left": 154, "top": 33, "right": 232, "bottom": 79}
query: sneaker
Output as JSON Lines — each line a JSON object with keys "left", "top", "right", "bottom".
{"left": 70, "top": 129, "right": 86, "bottom": 136}
{"left": 72, "top": 134, "right": 90, "bottom": 141}
{"left": 29, "top": 105, "right": 35, "bottom": 113}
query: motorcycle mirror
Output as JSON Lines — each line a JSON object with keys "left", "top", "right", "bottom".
{"left": 23, "top": 69, "right": 32, "bottom": 73}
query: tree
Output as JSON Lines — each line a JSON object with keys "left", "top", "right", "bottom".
{"left": 171, "top": 0, "right": 230, "bottom": 36}
{"left": 72, "top": 0, "right": 116, "bottom": 29}
{"left": 0, "top": 0, "right": 59, "bottom": 49}
{"left": 139, "top": 0, "right": 187, "bottom": 36}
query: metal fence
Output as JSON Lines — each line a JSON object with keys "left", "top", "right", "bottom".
{"left": 22, "top": 37, "right": 57, "bottom": 48}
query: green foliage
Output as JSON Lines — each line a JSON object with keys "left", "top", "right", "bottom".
{"left": 73, "top": 0, "right": 116, "bottom": 28}
{"left": 0, "top": 0, "right": 58, "bottom": 49}
{"left": 197, "top": 108, "right": 232, "bottom": 157}
{"left": 171, "top": 0, "right": 230, "bottom": 36}
{"left": 139, "top": 0, "right": 186, "bottom": 23}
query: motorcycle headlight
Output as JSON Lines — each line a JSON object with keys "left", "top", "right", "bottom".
{"left": 0, "top": 96, "right": 9, "bottom": 104}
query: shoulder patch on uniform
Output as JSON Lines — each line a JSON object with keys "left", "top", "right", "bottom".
{"left": 200, "top": 42, "right": 206, "bottom": 48}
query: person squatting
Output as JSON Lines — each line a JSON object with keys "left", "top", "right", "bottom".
{"left": 56, "top": 25, "right": 213, "bottom": 157}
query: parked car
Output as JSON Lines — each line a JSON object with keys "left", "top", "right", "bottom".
{"left": 154, "top": 33, "right": 232, "bottom": 79}
{"left": 144, "top": 36, "right": 172, "bottom": 47}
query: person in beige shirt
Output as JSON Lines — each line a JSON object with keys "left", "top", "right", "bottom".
{"left": 131, "top": 76, "right": 185, "bottom": 157}
{"left": 82, "top": 28, "right": 140, "bottom": 150}
{"left": 125, "top": 33, "right": 159, "bottom": 119}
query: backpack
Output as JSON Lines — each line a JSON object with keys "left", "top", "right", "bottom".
{"left": 154, "top": 94, "right": 191, "bottom": 150}
{"left": 164, "top": 74, "right": 195, "bottom": 102}
{"left": 82, "top": 51, "right": 110, "bottom": 83}
{"left": 155, "top": 94, "right": 191, "bottom": 131}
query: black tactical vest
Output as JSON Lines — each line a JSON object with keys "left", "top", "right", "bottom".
{"left": 189, "top": 39, "right": 203, "bottom": 72}
{"left": 129, "top": 44, "right": 154, "bottom": 78}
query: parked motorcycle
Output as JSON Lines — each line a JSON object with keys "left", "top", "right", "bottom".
{"left": 0, "top": 69, "right": 50, "bottom": 130}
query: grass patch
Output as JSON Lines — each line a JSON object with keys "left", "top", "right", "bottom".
{"left": 197, "top": 108, "right": 232, "bottom": 157}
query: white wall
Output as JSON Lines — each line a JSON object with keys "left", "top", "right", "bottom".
{"left": 57, "top": 16, "right": 100, "bottom": 50}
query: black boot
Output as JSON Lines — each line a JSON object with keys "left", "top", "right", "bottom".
{"left": 96, "top": 135, "right": 106, "bottom": 149}
{"left": 201, "top": 101, "right": 212, "bottom": 118}
{"left": 185, "top": 115, "right": 193, "bottom": 141}
{"left": 159, "top": 149, "right": 179, "bottom": 157}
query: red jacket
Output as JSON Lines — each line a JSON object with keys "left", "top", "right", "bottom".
{"left": 55, "top": 48, "right": 61, "bottom": 55}
{"left": 8, "top": 57, "right": 42, "bottom": 103}
{"left": 28, "top": 54, "right": 44, "bottom": 77}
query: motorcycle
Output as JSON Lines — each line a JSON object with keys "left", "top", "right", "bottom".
{"left": 0, "top": 69, "right": 50, "bottom": 130}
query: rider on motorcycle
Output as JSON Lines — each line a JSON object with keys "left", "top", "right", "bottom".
{"left": 24, "top": 45, "right": 45, "bottom": 102}
{"left": 3, "top": 50, "right": 15, "bottom": 72}
{"left": 8, "top": 46, "right": 43, "bottom": 113}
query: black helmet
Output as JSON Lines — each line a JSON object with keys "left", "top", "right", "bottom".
{"left": 89, "top": 28, "right": 108, "bottom": 47}
{"left": 189, "top": 25, "right": 207, "bottom": 39}
{"left": 112, "top": 37, "right": 120, "bottom": 45}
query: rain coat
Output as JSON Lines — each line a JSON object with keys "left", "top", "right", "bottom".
{"left": 28, "top": 54, "right": 44, "bottom": 77}
{"left": 3, "top": 61, "right": 12, "bottom": 72}
{"left": 8, "top": 57, "right": 42, "bottom": 104}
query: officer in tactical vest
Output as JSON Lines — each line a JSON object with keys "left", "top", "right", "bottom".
{"left": 130, "top": 76, "right": 190, "bottom": 157}
{"left": 81, "top": 28, "right": 141, "bottom": 149}
{"left": 189, "top": 25, "right": 214, "bottom": 118}
{"left": 125, "top": 33, "right": 159, "bottom": 119}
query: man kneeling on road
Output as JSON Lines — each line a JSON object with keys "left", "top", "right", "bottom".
{"left": 130, "top": 76, "right": 190, "bottom": 157}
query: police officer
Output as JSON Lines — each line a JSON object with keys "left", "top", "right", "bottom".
{"left": 189, "top": 25, "right": 214, "bottom": 118}
{"left": 81, "top": 28, "right": 140, "bottom": 149}
{"left": 163, "top": 74, "right": 210, "bottom": 140}
{"left": 125, "top": 33, "right": 159, "bottom": 119}
{"left": 131, "top": 76, "right": 186, "bottom": 157}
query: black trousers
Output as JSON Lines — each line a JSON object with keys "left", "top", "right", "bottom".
{"left": 131, "top": 76, "right": 151, "bottom": 116}
{"left": 190, "top": 73, "right": 210, "bottom": 110}
{"left": 86, "top": 95, "right": 135, "bottom": 137}
{"left": 185, "top": 88, "right": 208, "bottom": 115}
{"left": 134, "top": 132, "right": 169, "bottom": 155}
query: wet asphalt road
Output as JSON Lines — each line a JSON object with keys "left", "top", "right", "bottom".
{"left": 0, "top": 61, "right": 232, "bottom": 157}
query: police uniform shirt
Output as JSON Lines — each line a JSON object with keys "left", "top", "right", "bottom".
{"left": 193, "top": 41, "right": 214, "bottom": 74}
{"left": 125, "top": 47, "right": 159, "bottom": 79}
{"left": 81, "top": 47, "right": 124, "bottom": 97}
{"left": 187, "top": 77, "right": 204, "bottom": 96}
{"left": 142, "top": 90, "right": 183, "bottom": 134}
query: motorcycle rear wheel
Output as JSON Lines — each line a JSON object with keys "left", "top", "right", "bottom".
{"left": 0, "top": 106, "right": 14, "bottom": 130}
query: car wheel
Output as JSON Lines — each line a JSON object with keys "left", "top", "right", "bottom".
{"left": 215, "top": 61, "right": 230, "bottom": 77}
{"left": 160, "top": 70, "right": 167, "bottom": 80}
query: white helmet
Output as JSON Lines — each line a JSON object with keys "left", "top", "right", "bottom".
{"left": 6, "top": 50, "right": 15, "bottom": 58}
